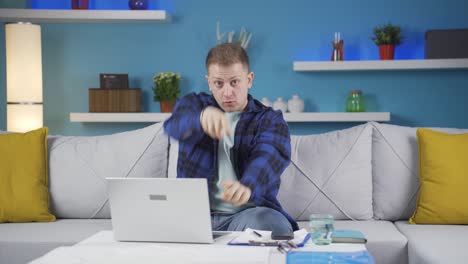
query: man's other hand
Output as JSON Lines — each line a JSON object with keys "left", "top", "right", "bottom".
{"left": 221, "top": 180, "right": 252, "bottom": 207}
{"left": 200, "top": 106, "right": 231, "bottom": 140}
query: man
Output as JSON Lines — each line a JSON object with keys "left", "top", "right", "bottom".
{"left": 164, "top": 43, "right": 298, "bottom": 233}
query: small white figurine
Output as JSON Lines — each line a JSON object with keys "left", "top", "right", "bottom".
{"left": 273, "top": 97, "right": 288, "bottom": 112}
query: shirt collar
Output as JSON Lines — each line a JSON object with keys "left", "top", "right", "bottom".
{"left": 244, "top": 94, "right": 264, "bottom": 112}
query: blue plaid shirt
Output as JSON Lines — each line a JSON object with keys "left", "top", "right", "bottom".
{"left": 164, "top": 92, "right": 298, "bottom": 230}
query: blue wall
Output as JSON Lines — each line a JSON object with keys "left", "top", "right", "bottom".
{"left": 1, "top": 0, "right": 467, "bottom": 135}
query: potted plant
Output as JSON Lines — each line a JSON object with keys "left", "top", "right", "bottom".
{"left": 152, "top": 72, "right": 181, "bottom": 113}
{"left": 371, "top": 23, "right": 403, "bottom": 60}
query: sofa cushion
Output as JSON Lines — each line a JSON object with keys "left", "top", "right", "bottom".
{"left": 278, "top": 123, "right": 373, "bottom": 221}
{"left": 297, "top": 220, "right": 408, "bottom": 264}
{"left": 48, "top": 123, "right": 169, "bottom": 219}
{"left": 410, "top": 129, "right": 468, "bottom": 224}
{"left": 371, "top": 122, "right": 468, "bottom": 221}
{"left": 0, "top": 219, "right": 112, "bottom": 264}
{"left": 395, "top": 221, "right": 468, "bottom": 264}
{"left": 0, "top": 127, "right": 56, "bottom": 223}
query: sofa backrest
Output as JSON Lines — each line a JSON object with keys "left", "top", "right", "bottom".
{"left": 277, "top": 123, "right": 374, "bottom": 221}
{"left": 48, "top": 122, "right": 169, "bottom": 219}
{"left": 371, "top": 122, "right": 468, "bottom": 221}
{"left": 164, "top": 121, "right": 468, "bottom": 222}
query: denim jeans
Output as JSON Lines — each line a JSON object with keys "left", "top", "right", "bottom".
{"left": 211, "top": 206, "right": 293, "bottom": 233}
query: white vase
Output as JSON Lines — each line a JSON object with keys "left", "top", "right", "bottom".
{"left": 288, "top": 94, "right": 305, "bottom": 113}
{"left": 273, "top": 97, "right": 288, "bottom": 112}
{"left": 261, "top": 97, "right": 272, "bottom": 107}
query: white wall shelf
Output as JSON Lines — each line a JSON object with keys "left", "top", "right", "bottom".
{"left": 283, "top": 112, "right": 390, "bottom": 122}
{"left": 293, "top": 59, "right": 468, "bottom": 71}
{"left": 70, "top": 113, "right": 171, "bottom": 122}
{"left": 0, "top": 8, "right": 170, "bottom": 23}
{"left": 70, "top": 112, "right": 390, "bottom": 123}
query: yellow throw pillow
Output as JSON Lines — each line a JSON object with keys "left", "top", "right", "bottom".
{"left": 410, "top": 128, "right": 468, "bottom": 224}
{"left": 0, "top": 127, "right": 56, "bottom": 222}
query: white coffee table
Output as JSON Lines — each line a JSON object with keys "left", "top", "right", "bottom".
{"left": 30, "top": 231, "right": 369, "bottom": 264}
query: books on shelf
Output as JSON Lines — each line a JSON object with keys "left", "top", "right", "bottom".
{"left": 332, "top": 230, "right": 367, "bottom": 243}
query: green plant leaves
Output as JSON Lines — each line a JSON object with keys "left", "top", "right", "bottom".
{"left": 152, "top": 72, "right": 181, "bottom": 102}
{"left": 371, "top": 22, "right": 403, "bottom": 46}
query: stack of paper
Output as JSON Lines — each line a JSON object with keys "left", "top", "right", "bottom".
{"left": 228, "top": 228, "right": 310, "bottom": 246}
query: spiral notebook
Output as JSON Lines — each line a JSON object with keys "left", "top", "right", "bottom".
{"left": 228, "top": 228, "right": 310, "bottom": 247}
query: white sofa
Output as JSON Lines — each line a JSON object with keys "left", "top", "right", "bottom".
{"left": 1, "top": 122, "right": 467, "bottom": 264}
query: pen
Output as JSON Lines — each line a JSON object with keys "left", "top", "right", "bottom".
{"left": 277, "top": 241, "right": 294, "bottom": 254}
{"left": 253, "top": 230, "right": 263, "bottom": 237}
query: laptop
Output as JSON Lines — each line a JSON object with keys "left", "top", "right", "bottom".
{"left": 106, "top": 177, "right": 225, "bottom": 243}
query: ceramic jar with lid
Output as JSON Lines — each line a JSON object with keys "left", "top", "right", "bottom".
{"left": 346, "top": 90, "right": 365, "bottom": 112}
{"left": 273, "top": 97, "right": 288, "bottom": 112}
{"left": 129, "top": 0, "right": 148, "bottom": 10}
{"left": 288, "top": 94, "right": 305, "bottom": 113}
{"left": 261, "top": 97, "right": 272, "bottom": 107}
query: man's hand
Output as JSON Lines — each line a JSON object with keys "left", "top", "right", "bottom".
{"left": 200, "top": 106, "right": 231, "bottom": 140}
{"left": 221, "top": 180, "right": 252, "bottom": 207}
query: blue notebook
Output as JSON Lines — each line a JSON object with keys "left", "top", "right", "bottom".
{"left": 287, "top": 250, "right": 375, "bottom": 264}
{"left": 332, "top": 230, "right": 367, "bottom": 243}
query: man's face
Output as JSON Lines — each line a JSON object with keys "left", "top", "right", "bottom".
{"left": 206, "top": 62, "right": 254, "bottom": 112}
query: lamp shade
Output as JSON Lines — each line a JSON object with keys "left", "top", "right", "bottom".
{"left": 7, "top": 104, "right": 43, "bottom": 133}
{"left": 6, "top": 22, "right": 43, "bottom": 132}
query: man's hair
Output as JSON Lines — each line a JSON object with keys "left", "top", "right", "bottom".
{"left": 205, "top": 43, "right": 250, "bottom": 72}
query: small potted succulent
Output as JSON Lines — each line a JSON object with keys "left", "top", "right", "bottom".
{"left": 371, "top": 23, "right": 403, "bottom": 60}
{"left": 152, "top": 72, "right": 181, "bottom": 113}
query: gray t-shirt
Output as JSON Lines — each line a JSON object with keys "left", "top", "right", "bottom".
{"left": 210, "top": 111, "right": 254, "bottom": 213}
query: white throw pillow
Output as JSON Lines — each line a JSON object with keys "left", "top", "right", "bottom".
{"left": 371, "top": 122, "right": 468, "bottom": 220}
{"left": 278, "top": 123, "right": 373, "bottom": 221}
{"left": 48, "top": 123, "right": 169, "bottom": 219}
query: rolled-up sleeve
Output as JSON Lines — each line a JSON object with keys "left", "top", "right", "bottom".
{"left": 163, "top": 93, "right": 205, "bottom": 144}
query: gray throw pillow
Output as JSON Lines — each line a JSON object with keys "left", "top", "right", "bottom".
{"left": 371, "top": 122, "right": 468, "bottom": 220}
{"left": 278, "top": 123, "right": 373, "bottom": 221}
{"left": 48, "top": 123, "right": 169, "bottom": 219}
